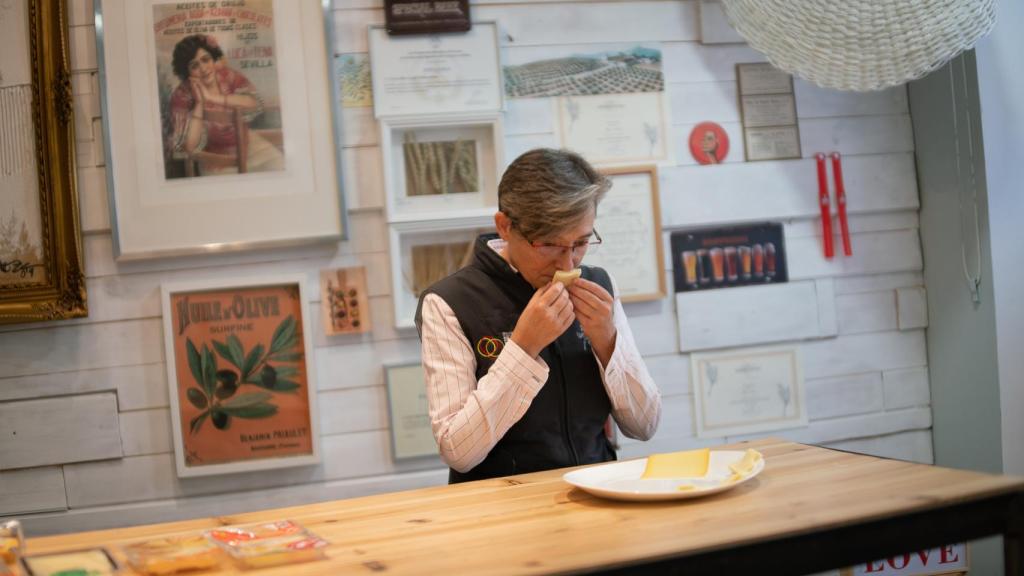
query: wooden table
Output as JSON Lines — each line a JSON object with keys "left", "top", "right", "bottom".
{"left": 21, "top": 438, "right": 1024, "bottom": 575}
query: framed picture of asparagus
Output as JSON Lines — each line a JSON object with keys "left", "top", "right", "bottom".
{"left": 160, "top": 275, "right": 321, "bottom": 477}
{"left": 379, "top": 115, "right": 503, "bottom": 223}
{"left": 389, "top": 217, "right": 495, "bottom": 329}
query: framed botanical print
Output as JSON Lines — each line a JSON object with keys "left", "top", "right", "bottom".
{"left": 95, "top": 0, "right": 346, "bottom": 260}
{"left": 160, "top": 275, "right": 321, "bottom": 477}
{"left": 0, "top": 0, "right": 87, "bottom": 325}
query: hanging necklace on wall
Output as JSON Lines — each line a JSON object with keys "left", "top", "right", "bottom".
{"left": 948, "top": 55, "right": 983, "bottom": 304}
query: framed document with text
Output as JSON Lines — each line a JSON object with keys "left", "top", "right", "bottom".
{"left": 556, "top": 92, "right": 670, "bottom": 165}
{"left": 368, "top": 23, "right": 502, "bottom": 118}
{"left": 384, "top": 362, "right": 439, "bottom": 460}
{"left": 584, "top": 166, "right": 665, "bottom": 302}
{"left": 161, "top": 275, "right": 320, "bottom": 477}
{"left": 96, "top": 0, "right": 346, "bottom": 260}
{"left": 690, "top": 345, "right": 807, "bottom": 438}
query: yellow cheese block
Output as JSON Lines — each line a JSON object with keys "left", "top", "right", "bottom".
{"left": 642, "top": 448, "right": 710, "bottom": 479}
{"left": 728, "top": 449, "right": 763, "bottom": 476}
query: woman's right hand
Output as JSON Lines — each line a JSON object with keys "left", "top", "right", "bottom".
{"left": 510, "top": 282, "right": 575, "bottom": 359}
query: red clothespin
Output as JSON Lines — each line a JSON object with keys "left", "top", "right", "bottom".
{"left": 815, "top": 153, "right": 834, "bottom": 259}
{"left": 830, "top": 152, "right": 852, "bottom": 256}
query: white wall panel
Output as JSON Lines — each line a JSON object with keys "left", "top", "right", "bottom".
{"left": 661, "top": 43, "right": 765, "bottom": 83}
{"left": 836, "top": 291, "right": 898, "bottom": 335}
{"left": 0, "top": 393, "right": 122, "bottom": 470}
{"left": 319, "top": 386, "right": 389, "bottom": 436}
{"left": 316, "top": 338, "right": 422, "bottom": 392}
{"left": 341, "top": 106, "right": 378, "bottom": 148}
{"left": 667, "top": 81, "right": 740, "bottom": 124}
{"left": 787, "top": 230, "right": 923, "bottom": 280}
{"left": 897, "top": 286, "right": 929, "bottom": 330}
{"left": 343, "top": 146, "right": 386, "bottom": 211}
{"left": 0, "top": 467, "right": 67, "bottom": 515}
{"left": 0, "top": 319, "right": 164, "bottom": 378}
{"left": 660, "top": 154, "right": 919, "bottom": 228}
{"left": 68, "top": 23, "right": 96, "bottom": 71}
{"left": 799, "top": 115, "right": 914, "bottom": 157}
{"left": 883, "top": 367, "right": 931, "bottom": 410}
{"left": 785, "top": 212, "right": 918, "bottom": 239}
{"left": 83, "top": 211, "right": 388, "bottom": 277}
{"left": 730, "top": 407, "right": 931, "bottom": 445}
{"left": 697, "top": 0, "right": 743, "bottom": 44}
{"left": 805, "top": 373, "right": 884, "bottom": 420}
{"left": 676, "top": 280, "right": 837, "bottom": 352}
{"left": 119, "top": 409, "right": 173, "bottom": 457}
{"left": 505, "top": 98, "right": 557, "bottom": 136}
{"left": 802, "top": 330, "right": 927, "bottom": 380}
{"left": 643, "top": 354, "right": 691, "bottom": 397}
{"left": 834, "top": 272, "right": 924, "bottom": 295}
{"left": 0, "top": 363, "right": 167, "bottom": 410}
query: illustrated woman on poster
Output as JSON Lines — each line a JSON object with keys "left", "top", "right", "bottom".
{"left": 164, "top": 35, "right": 284, "bottom": 178}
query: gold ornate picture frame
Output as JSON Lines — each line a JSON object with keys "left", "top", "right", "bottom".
{"left": 0, "top": 0, "right": 87, "bottom": 325}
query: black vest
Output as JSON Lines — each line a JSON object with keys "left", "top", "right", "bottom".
{"left": 415, "top": 235, "right": 617, "bottom": 483}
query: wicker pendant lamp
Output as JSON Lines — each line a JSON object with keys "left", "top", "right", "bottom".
{"left": 718, "top": 0, "right": 996, "bottom": 91}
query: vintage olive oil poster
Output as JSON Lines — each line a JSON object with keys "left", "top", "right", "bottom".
{"left": 163, "top": 278, "right": 319, "bottom": 476}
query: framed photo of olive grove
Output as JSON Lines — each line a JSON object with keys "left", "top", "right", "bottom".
{"left": 0, "top": 0, "right": 87, "bottom": 325}
{"left": 160, "top": 275, "right": 320, "bottom": 477}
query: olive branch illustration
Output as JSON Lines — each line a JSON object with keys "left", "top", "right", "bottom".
{"left": 184, "top": 315, "right": 303, "bottom": 434}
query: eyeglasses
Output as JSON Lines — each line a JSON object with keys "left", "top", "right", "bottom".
{"left": 512, "top": 220, "right": 603, "bottom": 259}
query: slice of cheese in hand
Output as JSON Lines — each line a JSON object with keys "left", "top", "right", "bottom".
{"left": 552, "top": 268, "right": 581, "bottom": 287}
{"left": 642, "top": 448, "right": 710, "bottom": 479}
{"left": 728, "top": 449, "right": 763, "bottom": 476}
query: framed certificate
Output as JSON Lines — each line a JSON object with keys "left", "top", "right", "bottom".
{"left": 95, "top": 0, "right": 346, "bottom": 260}
{"left": 160, "top": 275, "right": 321, "bottom": 477}
{"left": 556, "top": 92, "right": 670, "bottom": 165}
{"left": 585, "top": 166, "right": 665, "bottom": 302}
{"left": 368, "top": 23, "right": 503, "bottom": 117}
{"left": 384, "top": 362, "right": 438, "bottom": 460}
{"left": 690, "top": 345, "right": 807, "bottom": 438}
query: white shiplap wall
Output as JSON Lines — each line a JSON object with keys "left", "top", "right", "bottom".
{"left": 0, "top": 0, "right": 931, "bottom": 535}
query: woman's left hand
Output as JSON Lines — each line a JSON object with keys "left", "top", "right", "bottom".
{"left": 568, "top": 277, "right": 617, "bottom": 364}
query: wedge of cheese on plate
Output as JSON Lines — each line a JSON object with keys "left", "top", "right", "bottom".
{"left": 641, "top": 448, "right": 710, "bottom": 479}
{"left": 728, "top": 449, "right": 763, "bottom": 476}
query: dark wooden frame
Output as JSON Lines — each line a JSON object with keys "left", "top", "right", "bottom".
{"left": 0, "top": 0, "right": 87, "bottom": 325}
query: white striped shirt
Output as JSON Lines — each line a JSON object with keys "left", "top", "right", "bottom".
{"left": 420, "top": 275, "right": 662, "bottom": 474}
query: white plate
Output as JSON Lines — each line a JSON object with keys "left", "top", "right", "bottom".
{"left": 562, "top": 450, "right": 764, "bottom": 501}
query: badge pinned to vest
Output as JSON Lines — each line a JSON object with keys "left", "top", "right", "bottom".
{"left": 476, "top": 336, "right": 503, "bottom": 359}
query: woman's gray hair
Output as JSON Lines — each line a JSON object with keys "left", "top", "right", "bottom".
{"left": 498, "top": 148, "right": 610, "bottom": 241}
